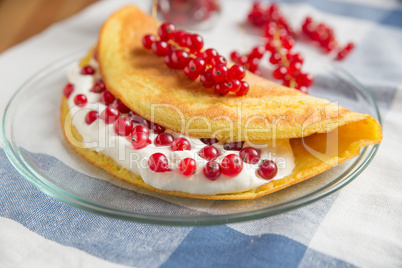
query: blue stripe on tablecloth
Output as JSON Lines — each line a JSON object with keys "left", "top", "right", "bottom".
{"left": 277, "top": 0, "right": 402, "bottom": 28}
{"left": 0, "top": 148, "right": 193, "bottom": 267}
{"left": 160, "top": 225, "right": 354, "bottom": 268}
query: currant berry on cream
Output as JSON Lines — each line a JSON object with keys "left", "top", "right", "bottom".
{"left": 100, "top": 106, "right": 120, "bottom": 124}
{"left": 74, "top": 94, "right": 87, "bottom": 107}
{"left": 155, "top": 133, "right": 174, "bottom": 147}
{"left": 179, "top": 158, "right": 197, "bottom": 176}
{"left": 171, "top": 137, "right": 191, "bottom": 151}
{"left": 63, "top": 83, "right": 74, "bottom": 98}
{"left": 130, "top": 132, "right": 151, "bottom": 150}
{"left": 199, "top": 146, "right": 220, "bottom": 161}
{"left": 148, "top": 153, "right": 172, "bottom": 172}
{"left": 257, "top": 160, "right": 278, "bottom": 180}
{"left": 203, "top": 160, "right": 221, "bottom": 180}
{"left": 220, "top": 154, "right": 243, "bottom": 177}
{"left": 85, "top": 110, "right": 98, "bottom": 125}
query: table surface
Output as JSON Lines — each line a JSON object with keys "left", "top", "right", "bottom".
{"left": 0, "top": 0, "right": 97, "bottom": 53}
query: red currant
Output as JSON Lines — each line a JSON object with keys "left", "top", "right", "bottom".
{"left": 250, "top": 45, "right": 266, "bottom": 59}
{"left": 281, "top": 36, "right": 294, "bottom": 50}
{"left": 155, "top": 133, "right": 174, "bottom": 146}
{"left": 188, "top": 57, "right": 206, "bottom": 75}
{"left": 235, "top": 81, "right": 249, "bottom": 96}
{"left": 184, "top": 66, "right": 199, "bottom": 80}
{"left": 203, "top": 160, "right": 221, "bottom": 180}
{"left": 85, "top": 110, "right": 98, "bottom": 125}
{"left": 100, "top": 106, "right": 120, "bottom": 124}
{"left": 99, "top": 91, "right": 115, "bottom": 106}
{"left": 179, "top": 158, "right": 197, "bottom": 176}
{"left": 230, "top": 51, "right": 241, "bottom": 62}
{"left": 257, "top": 160, "right": 278, "bottom": 180}
{"left": 81, "top": 65, "right": 95, "bottom": 75}
{"left": 148, "top": 153, "right": 172, "bottom": 172}
{"left": 269, "top": 53, "right": 282, "bottom": 64}
{"left": 214, "top": 82, "right": 229, "bottom": 95}
{"left": 227, "top": 79, "right": 241, "bottom": 92}
{"left": 336, "top": 42, "right": 355, "bottom": 60}
{"left": 74, "top": 94, "right": 87, "bottom": 107}
{"left": 164, "top": 52, "right": 175, "bottom": 69}
{"left": 186, "top": 34, "right": 204, "bottom": 52}
{"left": 273, "top": 66, "right": 287, "bottom": 80}
{"left": 264, "top": 22, "right": 277, "bottom": 38}
{"left": 296, "top": 72, "right": 314, "bottom": 88}
{"left": 158, "top": 22, "right": 176, "bottom": 41}
{"left": 200, "top": 69, "right": 215, "bottom": 88}
{"left": 287, "top": 62, "right": 302, "bottom": 76}
{"left": 171, "top": 50, "right": 189, "bottom": 69}
{"left": 201, "top": 48, "right": 218, "bottom": 64}
{"left": 210, "top": 55, "right": 227, "bottom": 66}
{"left": 247, "top": 57, "right": 260, "bottom": 72}
{"left": 113, "top": 99, "right": 130, "bottom": 113}
{"left": 91, "top": 80, "right": 106, "bottom": 93}
{"left": 282, "top": 77, "right": 291, "bottom": 87}
{"left": 289, "top": 53, "right": 304, "bottom": 64}
{"left": 63, "top": 83, "right": 74, "bottom": 98}
{"left": 265, "top": 39, "right": 276, "bottom": 52}
{"left": 220, "top": 154, "right": 243, "bottom": 177}
{"left": 142, "top": 34, "right": 156, "bottom": 49}
{"left": 114, "top": 117, "right": 133, "bottom": 136}
{"left": 199, "top": 146, "right": 220, "bottom": 161}
{"left": 152, "top": 41, "right": 169, "bottom": 57}
{"left": 212, "top": 64, "right": 228, "bottom": 82}
{"left": 130, "top": 131, "right": 151, "bottom": 150}
{"left": 172, "top": 30, "right": 187, "bottom": 46}
{"left": 132, "top": 125, "right": 149, "bottom": 135}
{"left": 152, "top": 124, "right": 165, "bottom": 134}
{"left": 131, "top": 114, "right": 152, "bottom": 129}
{"left": 228, "top": 64, "right": 246, "bottom": 80}
{"left": 239, "top": 147, "right": 261, "bottom": 164}
{"left": 171, "top": 137, "right": 191, "bottom": 151}
{"left": 238, "top": 55, "right": 248, "bottom": 65}
{"left": 200, "top": 138, "right": 219, "bottom": 145}
{"left": 324, "top": 39, "right": 337, "bottom": 53}
{"left": 223, "top": 141, "right": 244, "bottom": 151}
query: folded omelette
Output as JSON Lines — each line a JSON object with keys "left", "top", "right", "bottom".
{"left": 61, "top": 6, "right": 382, "bottom": 200}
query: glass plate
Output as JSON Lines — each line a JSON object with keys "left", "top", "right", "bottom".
{"left": 2, "top": 51, "right": 381, "bottom": 226}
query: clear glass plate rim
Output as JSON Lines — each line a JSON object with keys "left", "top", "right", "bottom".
{"left": 1, "top": 49, "right": 382, "bottom": 226}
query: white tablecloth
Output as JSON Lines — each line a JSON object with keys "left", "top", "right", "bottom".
{"left": 1, "top": 0, "right": 401, "bottom": 267}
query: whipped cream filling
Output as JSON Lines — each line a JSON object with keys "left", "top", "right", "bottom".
{"left": 66, "top": 60, "right": 296, "bottom": 195}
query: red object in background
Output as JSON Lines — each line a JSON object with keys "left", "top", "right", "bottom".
{"left": 157, "top": 0, "right": 221, "bottom": 29}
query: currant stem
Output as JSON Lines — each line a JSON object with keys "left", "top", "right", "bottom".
{"left": 273, "top": 27, "right": 297, "bottom": 89}
{"left": 152, "top": 0, "right": 158, "bottom": 20}
{"left": 273, "top": 28, "right": 289, "bottom": 68}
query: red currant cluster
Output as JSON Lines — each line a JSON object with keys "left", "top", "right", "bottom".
{"left": 149, "top": 144, "right": 278, "bottom": 181}
{"left": 247, "top": 1, "right": 294, "bottom": 36}
{"left": 302, "top": 16, "right": 355, "bottom": 60}
{"left": 232, "top": 3, "right": 313, "bottom": 93}
{"left": 64, "top": 62, "right": 278, "bottom": 181}
{"left": 142, "top": 22, "right": 249, "bottom": 96}
{"left": 157, "top": 0, "right": 221, "bottom": 28}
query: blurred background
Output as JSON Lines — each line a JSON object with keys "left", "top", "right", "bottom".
{"left": 0, "top": 0, "right": 98, "bottom": 52}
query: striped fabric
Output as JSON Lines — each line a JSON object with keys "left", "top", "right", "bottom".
{"left": 1, "top": 0, "right": 401, "bottom": 267}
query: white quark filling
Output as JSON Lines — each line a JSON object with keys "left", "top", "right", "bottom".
{"left": 66, "top": 61, "right": 296, "bottom": 195}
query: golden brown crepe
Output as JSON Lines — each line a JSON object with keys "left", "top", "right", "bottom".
{"left": 61, "top": 5, "right": 382, "bottom": 200}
